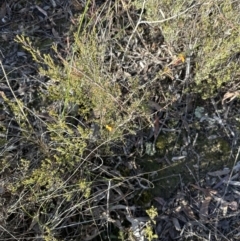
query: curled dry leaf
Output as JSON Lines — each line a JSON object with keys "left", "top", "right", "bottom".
{"left": 52, "top": 27, "right": 60, "bottom": 39}
{"left": 222, "top": 90, "right": 240, "bottom": 105}
{"left": 228, "top": 201, "right": 238, "bottom": 211}
{"left": 207, "top": 168, "right": 230, "bottom": 177}
{"left": 181, "top": 204, "right": 196, "bottom": 220}
{"left": 172, "top": 217, "right": 181, "bottom": 231}
{"left": 199, "top": 196, "right": 212, "bottom": 221}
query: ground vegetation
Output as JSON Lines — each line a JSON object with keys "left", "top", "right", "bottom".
{"left": 0, "top": 0, "right": 240, "bottom": 240}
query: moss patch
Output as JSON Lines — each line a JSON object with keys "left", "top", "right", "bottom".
{"left": 138, "top": 130, "right": 232, "bottom": 199}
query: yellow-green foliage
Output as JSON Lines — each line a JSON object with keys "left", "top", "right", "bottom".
{"left": 192, "top": 1, "right": 240, "bottom": 98}
{"left": 144, "top": 224, "right": 158, "bottom": 241}
{"left": 21, "top": 159, "right": 63, "bottom": 190}
{"left": 19, "top": 120, "right": 90, "bottom": 195}
{"left": 16, "top": 16, "right": 157, "bottom": 151}
{"left": 77, "top": 178, "right": 91, "bottom": 199}
{"left": 134, "top": 0, "right": 240, "bottom": 99}
{"left": 146, "top": 206, "right": 158, "bottom": 223}
{"left": 143, "top": 206, "right": 158, "bottom": 241}
{"left": 0, "top": 91, "right": 32, "bottom": 134}
{"left": 47, "top": 121, "right": 88, "bottom": 166}
{"left": 13, "top": 17, "right": 150, "bottom": 207}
